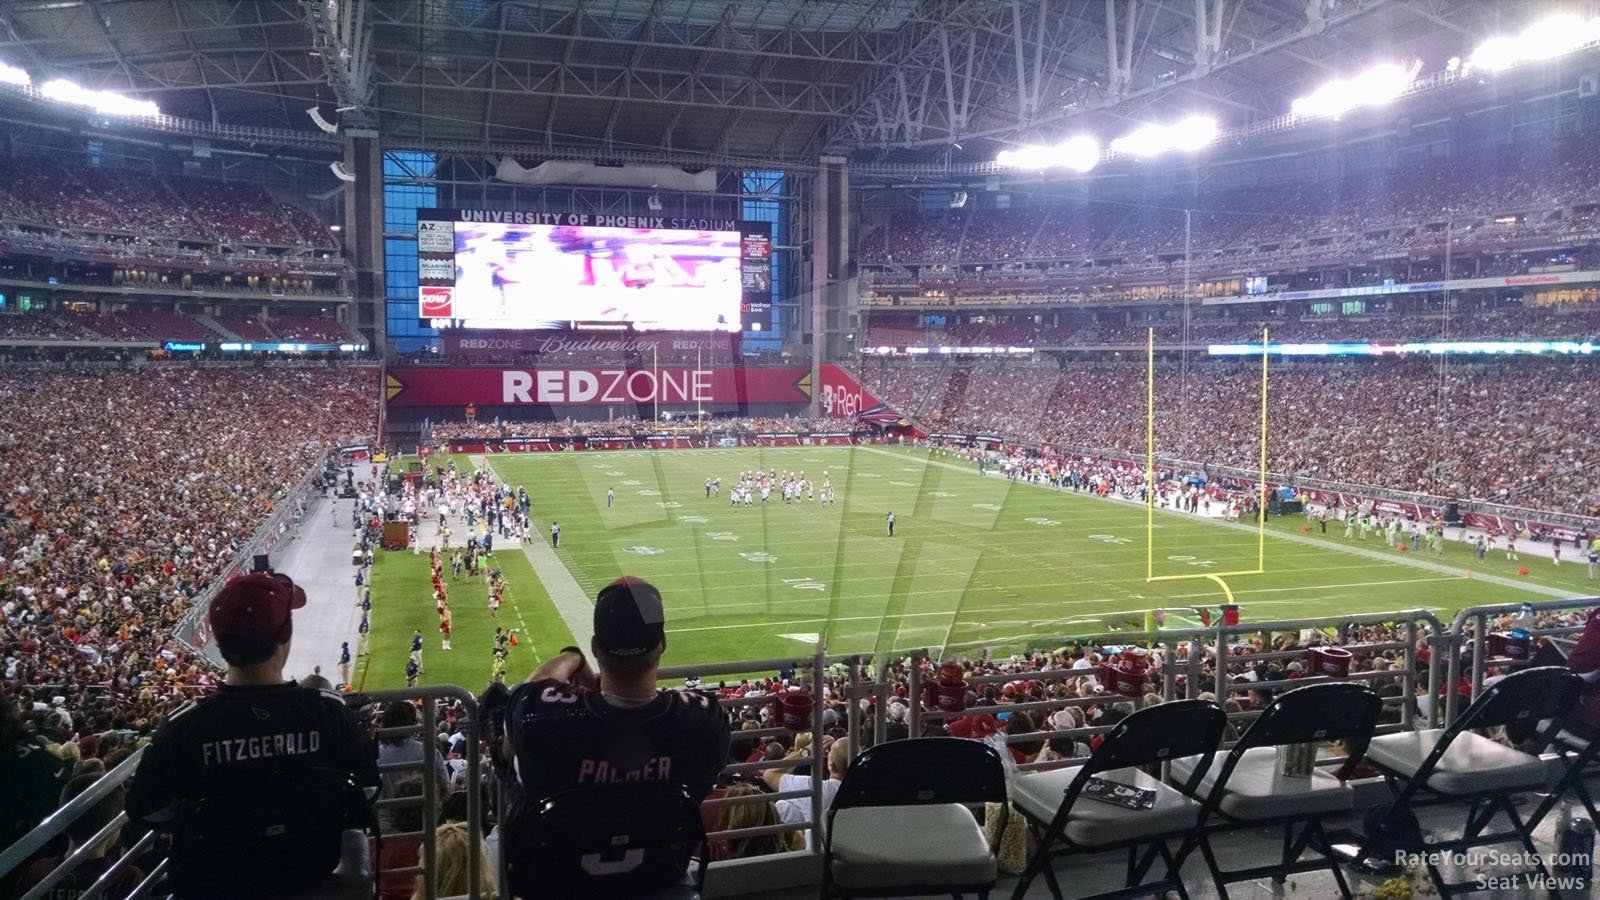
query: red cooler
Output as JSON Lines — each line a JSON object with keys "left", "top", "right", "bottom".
{"left": 1306, "top": 646, "right": 1353, "bottom": 678}
{"left": 1486, "top": 632, "right": 1530, "bottom": 661}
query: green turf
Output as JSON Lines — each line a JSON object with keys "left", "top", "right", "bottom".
{"left": 360, "top": 444, "right": 1590, "bottom": 688}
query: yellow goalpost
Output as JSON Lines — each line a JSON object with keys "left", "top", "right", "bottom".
{"left": 1144, "top": 326, "right": 1271, "bottom": 608}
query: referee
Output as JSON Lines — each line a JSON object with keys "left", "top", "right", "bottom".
{"left": 886, "top": 511, "right": 895, "bottom": 537}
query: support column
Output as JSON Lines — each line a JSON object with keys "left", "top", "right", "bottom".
{"left": 343, "top": 130, "right": 386, "bottom": 355}
{"left": 810, "top": 156, "right": 849, "bottom": 416}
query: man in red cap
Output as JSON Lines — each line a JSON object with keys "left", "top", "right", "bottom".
{"left": 127, "top": 573, "right": 380, "bottom": 898}
{"left": 485, "top": 575, "right": 729, "bottom": 897}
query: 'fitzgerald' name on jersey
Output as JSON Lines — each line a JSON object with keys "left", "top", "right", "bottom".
{"left": 201, "top": 730, "right": 323, "bottom": 765}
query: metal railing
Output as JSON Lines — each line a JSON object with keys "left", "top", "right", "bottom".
{"left": 5, "top": 597, "right": 1599, "bottom": 899}
{"left": 1445, "top": 597, "right": 1600, "bottom": 725}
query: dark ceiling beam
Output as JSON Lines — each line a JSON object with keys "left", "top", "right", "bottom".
{"left": 541, "top": 0, "right": 587, "bottom": 147}
{"left": 366, "top": 0, "right": 907, "bottom": 68}
{"left": 167, "top": 0, "right": 218, "bottom": 125}
{"left": 602, "top": 0, "right": 668, "bottom": 146}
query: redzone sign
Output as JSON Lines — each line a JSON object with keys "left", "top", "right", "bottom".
{"left": 503, "top": 369, "right": 714, "bottom": 404}
{"left": 386, "top": 366, "right": 815, "bottom": 407}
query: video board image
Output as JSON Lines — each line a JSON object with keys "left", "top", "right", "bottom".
{"left": 450, "top": 222, "right": 742, "bottom": 331}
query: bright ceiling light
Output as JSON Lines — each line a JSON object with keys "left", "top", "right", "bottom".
{"left": 995, "top": 144, "right": 1055, "bottom": 169}
{"left": 1290, "top": 62, "right": 1419, "bottom": 119}
{"left": 1058, "top": 135, "right": 1101, "bottom": 172}
{"left": 1466, "top": 13, "right": 1600, "bottom": 74}
{"left": 40, "top": 79, "right": 159, "bottom": 117}
{"left": 0, "top": 61, "right": 28, "bottom": 87}
{"left": 1110, "top": 116, "right": 1217, "bottom": 157}
{"left": 1111, "top": 123, "right": 1172, "bottom": 157}
{"left": 1170, "top": 115, "right": 1218, "bottom": 151}
{"left": 995, "top": 135, "right": 1100, "bottom": 173}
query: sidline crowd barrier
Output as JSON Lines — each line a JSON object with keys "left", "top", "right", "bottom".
{"left": 5, "top": 599, "right": 1597, "bottom": 899}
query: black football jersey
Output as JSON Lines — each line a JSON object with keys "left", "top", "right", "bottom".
{"left": 127, "top": 682, "right": 380, "bottom": 898}
{"left": 504, "top": 679, "right": 730, "bottom": 803}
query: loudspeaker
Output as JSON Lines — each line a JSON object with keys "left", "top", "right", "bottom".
{"left": 252, "top": 554, "right": 271, "bottom": 573}
{"left": 1445, "top": 501, "right": 1462, "bottom": 524}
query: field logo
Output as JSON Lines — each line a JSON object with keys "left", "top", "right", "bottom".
{"left": 706, "top": 532, "right": 739, "bottom": 541}
{"left": 624, "top": 546, "right": 665, "bottom": 555}
{"left": 740, "top": 551, "right": 777, "bottom": 563}
{"left": 420, "top": 286, "right": 454, "bottom": 317}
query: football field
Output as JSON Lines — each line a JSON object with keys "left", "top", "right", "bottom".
{"left": 359, "top": 445, "right": 1586, "bottom": 690}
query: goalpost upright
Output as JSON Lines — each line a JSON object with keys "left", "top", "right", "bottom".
{"left": 1145, "top": 326, "right": 1271, "bottom": 605}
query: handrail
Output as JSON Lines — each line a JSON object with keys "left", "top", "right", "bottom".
{"left": 1444, "top": 596, "right": 1600, "bottom": 724}
{"left": 0, "top": 745, "right": 147, "bottom": 879}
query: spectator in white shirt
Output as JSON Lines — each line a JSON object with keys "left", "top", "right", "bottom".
{"left": 763, "top": 737, "right": 851, "bottom": 849}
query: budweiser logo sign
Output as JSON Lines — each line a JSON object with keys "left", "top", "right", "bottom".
{"left": 534, "top": 336, "right": 661, "bottom": 354}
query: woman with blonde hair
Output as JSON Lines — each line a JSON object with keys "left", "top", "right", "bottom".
{"left": 721, "top": 783, "right": 797, "bottom": 858}
{"left": 414, "top": 821, "right": 496, "bottom": 900}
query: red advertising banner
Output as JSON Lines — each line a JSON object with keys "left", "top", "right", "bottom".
{"left": 817, "top": 364, "right": 883, "bottom": 418}
{"left": 387, "top": 366, "right": 812, "bottom": 407}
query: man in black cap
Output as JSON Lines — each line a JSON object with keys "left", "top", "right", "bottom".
{"left": 487, "top": 576, "right": 729, "bottom": 895}
{"left": 126, "top": 573, "right": 380, "bottom": 898}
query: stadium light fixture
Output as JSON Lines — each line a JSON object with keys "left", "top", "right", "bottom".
{"left": 1466, "top": 12, "right": 1600, "bottom": 74}
{"left": 1290, "top": 61, "right": 1420, "bottom": 119}
{"left": 0, "top": 61, "right": 28, "bottom": 87}
{"left": 994, "top": 135, "right": 1101, "bottom": 173}
{"left": 39, "top": 79, "right": 159, "bottom": 117}
{"left": 1110, "top": 115, "right": 1217, "bottom": 157}
{"left": 1059, "top": 135, "right": 1101, "bottom": 173}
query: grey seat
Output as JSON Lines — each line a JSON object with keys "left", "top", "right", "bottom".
{"left": 1009, "top": 698, "right": 1227, "bottom": 900}
{"left": 1358, "top": 666, "right": 1585, "bottom": 898}
{"left": 1175, "top": 682, "right": 1382, "bottom": 900}
{"left": 1364, "top": 728, "right": 1548, "bottom": 794}
{"left": 829, "top": 805, "right": 994, "bottom": 890}
{"left": 1171, "top": 747, "right": 1354, "bottom": 819}
{"left": 823, "top": 737, "right": 1007, "bottom": 899}
{"left": 1014, "top": 765, "right": 1201, "bottom": 846}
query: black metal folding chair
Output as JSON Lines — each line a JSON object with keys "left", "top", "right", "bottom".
{"left": 1009, "top": 699, "right": 1227, "bottom": 900}
{"left": 1358, "top": 666, "right": 1582, "bottom": 897}
{"left": 823, "top": 737, "right": 1008, "bottom": 899}
{"left": 1171, "top": 682, "right": 1382, "bottom": 899}
{"left": 514, "top": 782, "right": 710, "bottom": 900}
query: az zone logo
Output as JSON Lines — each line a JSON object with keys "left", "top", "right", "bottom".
{"left": 420, "top": 286, "right": 453, "bottom": 317}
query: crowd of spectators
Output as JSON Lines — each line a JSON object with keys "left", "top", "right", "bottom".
{"left": 860, "top": 356, "right": 1600, "bottom": 515}
{"left": 857, "top": 141, "right": 1600, "bottom": 268}
{"left": 0, "top": 366, "right": 377, "bottom": 747}
{"left": 0, "top": 309, "right": 354, "bottom": 345}
{"left": 861, "top": 306, "right": 1600, "bottom": 349}
{"left": 0, "top": 157, "right": 339, "bottom": 250}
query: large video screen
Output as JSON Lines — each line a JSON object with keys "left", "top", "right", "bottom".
{"left": 422, "top": 221, "right": 743, "bottom": 332}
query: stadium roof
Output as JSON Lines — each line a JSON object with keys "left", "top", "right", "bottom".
{"left": 0, "top": 0, "right": 1565, "bottom": 168}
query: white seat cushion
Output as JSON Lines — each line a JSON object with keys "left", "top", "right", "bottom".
{"left": 1171, "top": 747, "right": 1355, "bottom": 820}
{"left": 1365, "top": 729, "right": 1548, "bottom": 794}
{"left": 1014, "top": 766, "right": 1200, "bottom": 847}
{"left": 829, "top": 804, "right": 995, "bottom": 890}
